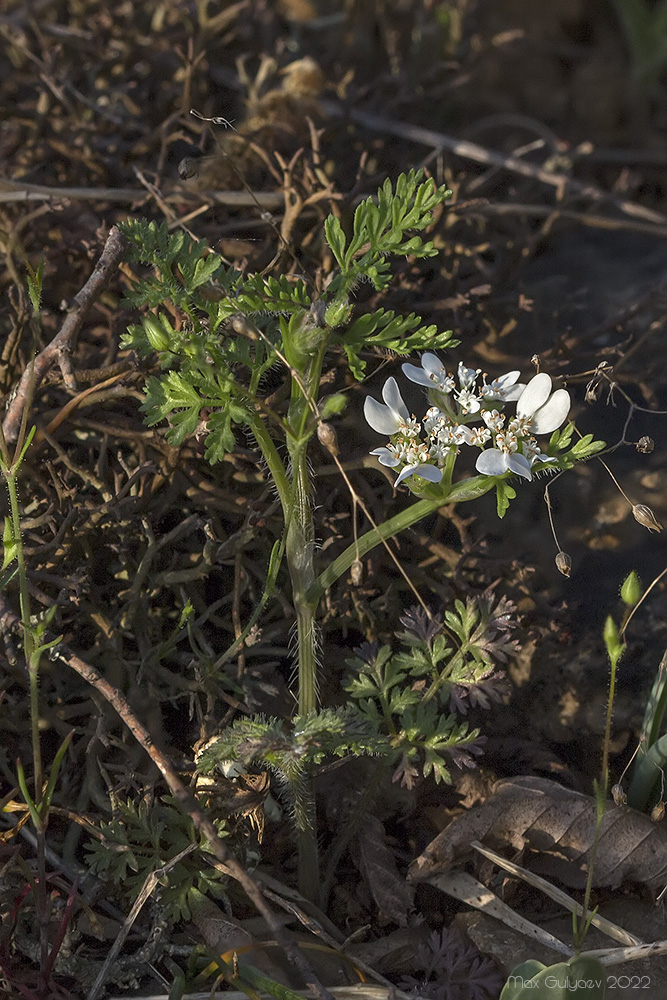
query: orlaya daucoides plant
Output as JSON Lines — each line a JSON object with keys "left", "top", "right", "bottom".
{"left": 118, "top": 168, "right": 605, "bottom": 901}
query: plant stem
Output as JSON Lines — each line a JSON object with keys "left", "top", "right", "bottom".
{"left": 4, "top": 468, "right": 50, "bottom": 980}
{"left": 307, "top": 473, "right": 497, "bottom": 606}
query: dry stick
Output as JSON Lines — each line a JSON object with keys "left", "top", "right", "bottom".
{"left": 86, "top": 843, "right": 198, "bottom": 1000}
{"left": 2, "top": 225, "right": 128, "bottom": 445}
{"left": 0, "top": 595, "right": 334, "bottom": 1000}
{"left": 319, "top": 100, "right": 667, "bottom": 226}
{"left": 0, "top": 177, "right": 286, "bottom": 209}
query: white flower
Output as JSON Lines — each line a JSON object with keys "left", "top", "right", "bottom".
{"left": 369, "top": 446, "right": 442, "bottom": 486}
{"left": 402, "top": 353, "right": 455, "bottom": 394}
{"left": 482, "top": 409, "right": 505, "bottom": 432}
{"left": 455, "top": 387, "right": 481, "bottom": 414}
{"left": 481, "top": 370, "right": 525, "bottom": 402}
{"left": 365, "top": 378, "right": 442, "bottom": 486}
{"left": 364, "top": 377, "right": 413, "bottom": 435}
{"left": 474, "top": 374, "right": 569, "bottom": 481}
{"left": 423, "top": 406, "right": 446, "bottom": 434}
{"left": 475, "top": 442, "right": 534, "bottom": 480}
{"left": 516, "top": 373, "right": 570, "bottom": 434}
{"left": 457, "top": 362, "right": 480, "bottom": 390}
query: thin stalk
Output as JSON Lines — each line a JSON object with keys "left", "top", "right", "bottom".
{"left": 574, "top": 642, "right": 622, "bottom": 953}
{"left": 5, "top": 473, "right": 40, "bottom": 794}
{"left": 307, "top": 473, "right": 497, "bottom": 606}
{"left": 4, "top": 468, "right": 50, "bottom": 982}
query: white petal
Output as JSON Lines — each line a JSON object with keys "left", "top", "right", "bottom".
{"left": 516, "top": 373, "right": 552, "bottom": 418}
{"left": 382, "top": 377, "right": 409, "bottom": 420}
{"left": 497, "top": 370, "right": 521, "bottom": 388}
{"left": 531, "top": 389, "right": 571, "bottom": 434}
{"left": 416, "top": 464, "right": 443, "bottom": 482}
{"left": 421, "top": 353, "right": 444, "bottom": 375}
{"left": 395, "top": 463, "right": 442, "bottom": 486}
{"left": 475, "top": 449, "right": 509, "bottom": 476}
{"left": 506, "top": 453, "right": 533, "bottom": 480}
{"left": 501, "top": 383, "right": 526, "bottom": 401}
{"left": 370, "top": 447, "right": 400, "bottom": 467}
{"left": 402, "top": 363, "right": 433, "bottom": 387}
{"left": 364, "top": 396, "right": 401, "bottom": 435}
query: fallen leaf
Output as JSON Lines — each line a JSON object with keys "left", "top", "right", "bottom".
{"left": 408, "top": 775, "right": 667, "bottom": 892}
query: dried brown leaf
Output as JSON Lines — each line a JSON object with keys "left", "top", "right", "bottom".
{"left": 408, "top": 776, "right": 667, "bottom": 892}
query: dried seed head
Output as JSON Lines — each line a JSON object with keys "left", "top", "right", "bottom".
{"left": 611, "top": 783, "right": 626, "bottom": 806}
{"left": 350, "top": 559, "right": 363, "bottom": 586}
{"left": 632, "top": 504, "right": 663, "bottom": 533}
{"left": 555, "top": 551, "right": 572, "bottom": 577}
{"left": 637, "top": 436, "right": 654, "bottom": 454}
{"left": 585, "top": 381, "right": 601, "bottom": 404}
{"left": 651, "top": 800, "right": 665, "bottom": 823}
{"left": 317, "top": 421, "right": 339, "bottom": 456}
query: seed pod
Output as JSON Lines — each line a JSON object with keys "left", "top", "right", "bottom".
{"left": 636, "top": 436, "right": 654, "bottom": 454}
{"left": 317, "top": 421, "right": 339, "bottom": 456}
{"left": 555, "top": 551, "right": 572, "bottom": 577}
{"left": 611, "top": 783, "right": 626, "bottom": 806}
{"left": 632, "top": 504, "right": 663, "bottom": 533}
{"left": 350, "top": 559, "right": 363, "bottom": 585}
{"left": 651, "top": 800, "right": 665, "bottom": 823}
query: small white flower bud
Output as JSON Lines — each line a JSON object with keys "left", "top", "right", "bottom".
{"left": 555, "top": 551, "right": 572, "bottom": 577}
{"left": 632, "top": 504, "right": 663, "bottom": 533}
{"left": 350, "top": 559, "right": 363, "bottom": 585}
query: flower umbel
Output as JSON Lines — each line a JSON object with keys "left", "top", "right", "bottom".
{"left": 365, "top": 360, "right": 572, "bottom": 488}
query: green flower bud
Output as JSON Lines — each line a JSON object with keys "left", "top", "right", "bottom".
{"left": 319, "top": 393, "right": 347, "bottom": 419}
{"left": 143, "top": 315, "right": 171, "bottom": 352}
{"left": 620, "top": 571, "right": 641, "bottom": 607}
{"left": 324, "top": 298, "right": 352, "bottom": 328}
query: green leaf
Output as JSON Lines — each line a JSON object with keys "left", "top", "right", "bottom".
{"left": 324, "top": 215, "right": 346, "bottom": 267}
{"left": 191, "top": 254, "right": 223, "bottom": 289}
{"left": 26, "top": 259, "right": 44, "bottom": 314}
{"left": 496, "top": 480, "right": 517, "bottom": 518}
{"left": 204, "top": 411, "right": 236, "bottom": 464}
{"left": 2, "top": 517, "right": 17, "bottom": 570}
{"left": 548, "top": 422, "right": 574, "bottom": 453}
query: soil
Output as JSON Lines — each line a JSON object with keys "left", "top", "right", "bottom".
{"left": 2, "top": 1, "right": 667, "bottom": 997}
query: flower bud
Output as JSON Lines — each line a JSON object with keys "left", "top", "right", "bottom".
{"left": 620, "top": 571, "right": 641, "bottom": 607}
{"left": 636, "top": 436, "right": 654, "bottom": 454}
{"left": 632, "top": 504, "right": 663, "bottom": 533}
{"left": 324, "top": 298, "right": 352, "bottom": 328}
{"left": 555, "top": 551, "right": 572, "bottom": 577}
{"left": 317, "top": 421, "right": 339, "bottom": 456}
{"left": 350, "top": 559, "right": 363, "bottom": 585}
{"left": 143, "top": 315, "right": 170, "bottom": 352}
